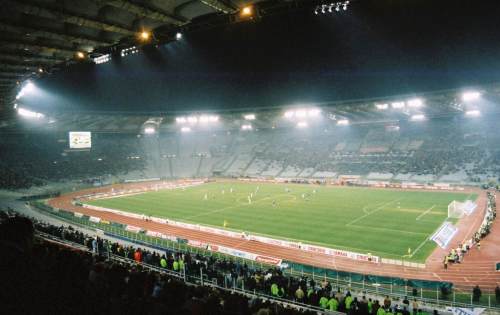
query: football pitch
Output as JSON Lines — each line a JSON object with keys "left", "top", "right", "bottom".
{"left": 86, "top": 182, "right": 475, "bottom": 262}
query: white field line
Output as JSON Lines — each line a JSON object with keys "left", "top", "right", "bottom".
{"left": 182, "top": 193, "right": 293, "bottom": 220}
{"left": 409, "top": 236, "right": 430, "bottom": 258}
{"left": 415, "top": 205, "right": 436, "bottom": 221}
{"left": 346, "top": 198, "right": 403, "bottom": 226}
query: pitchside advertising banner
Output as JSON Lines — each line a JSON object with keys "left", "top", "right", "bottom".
{"left": 69, "top": 131, "right": 91, "bottom": 149}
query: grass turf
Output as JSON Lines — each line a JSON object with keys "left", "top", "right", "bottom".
{"left": 86, "top": 182, "right": 475, "bottom": 262}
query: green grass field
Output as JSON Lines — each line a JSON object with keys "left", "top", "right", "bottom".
{"left": 86, "top": 182, "right": 475, "bottom": 262}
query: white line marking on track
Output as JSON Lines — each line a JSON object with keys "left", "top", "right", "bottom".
{"left": 416, "top": 205, "right": 436, "bottom": 221}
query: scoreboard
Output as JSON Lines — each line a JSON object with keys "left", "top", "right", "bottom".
{"left": 69, "top": 131, "right": 91, "bottom": 149}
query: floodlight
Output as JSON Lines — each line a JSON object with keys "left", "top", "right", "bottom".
{"left": 295, "top": 109, "right": 307, "bottom": 118}
{"left": 241, "top": 6, "right": 253, "bottom": 17}
{"left": 407, "top": 98, "right": 424, "bottom": 108}
{"left": 181, "top": 127, "right": 191, "bottom": 133}
{"left": 337, "top": 119, "right": 349, "bottom": 126}
{"left": 307, "top": 108, "right": 321, "bottom": 117}
{"left": 18, "top": 107, "right": 44, "bottom": 119}
{"left": 176, "top": 117, "right": 187, "bottom": 123}
{"left": 297, "top": 121, "right": 308, "bottom": 128}
{"left": 465, "top": 109, "right": 481, "bottom": 117}
{"left": 375, "top": 103, "right": 389, "bottom": 110}
{"left": 244, "top": 114, "right": 256, "bottom": 120}
{"left": 144, "top": 127, "right": 156, "bottom": 134}
{"left": 241, "top": 124, "right": 252, "bottom": 130}
{"left": 140, "top": 31, "right": 151, "bottom": 40}
{"left": 93, "top": 54, "right": 111, "bottom": 64}
{"left": 38, "top": 68, "right": 43, "bottom": 73}
{"left": 410, "top": 114, "right": 426, "bottom": 121}
{"left": 187, "top": 116, "right": 198, "bottom": 124}
{"left": 391, "top": 102, "right": 405, "bottom": 109}
{"left": 175, "top": 32, "right": 182, "bottom": 40}
{"left": 284, "top": 111, "right": 295, "bottom": 118}
{"left": 13, "top": 103, "right": 18, "bottom": 109}
{"left": 462, "top": 91, "right": 481, "bottom": 102}
{"left": 199, "top": 115, "right": 209, "bottom": 123}
{"left": 76, "top": 51, "right": 85, "bottom": 59}
{"left": 208, "top": 115, "right": 219, "bottom": 122}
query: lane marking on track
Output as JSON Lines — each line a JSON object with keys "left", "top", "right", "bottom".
{"left": 346, "top": 198, "right": 403, "bottom": 226}
{"left": 416, "top": 205, "right": 436, "bottom": 221}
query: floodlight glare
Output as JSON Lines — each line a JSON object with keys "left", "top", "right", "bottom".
{"left": 391, "top": 102, "right": 405, "bottom": 109}
{"left": 187, "top": 116, "right": 198, "bottom": 124}
{"left": 76, "top": 51, "right": 85, "bottom": 59}
{"left": 465, "top": 109, "right": 481, "bottom": 117}
{"left": 284, "top": 111, "right": 295, "bottom": 119}
{"left": 208, "top": 115, "right": 219, "bottom": 122}
{"left": 462, "top": 91, "right": 481, "bottom": 102}
{"left": 241, "top": 6, "right": 253, "bottom": 17}
{"left": 241, "top": 124, "right": 252, "bottom": 130}
{"left": 244, "top": 114, "right": 256, "bottom": 120}
{"left": 181, "top": 127, "right": 191, "bottom": 133}
{"left": 144, "top": 127, "right": 156, "bottom": 134}
{"left": 175, "top": 32, "right": 182, "bottom": 40}
{"left": 18, "top": 107, "right": 44, "bottom": 119}
{"left": 295, "top": 110, "right": 307, "bottom": 118}
{"left": 199, "top": 115, "right": 209, "bottom": 123}
{"left": 407, "top": 98, "right": 424, "bottom": 108}
{"left": 140, "top": 31, "right": 151, "bottom": 40}
{"left": 410, "top": 114, "right": 426, "bottom": 121}
{"left": 337, "top": 119, "right": 349, "bottom": 126}
{"left": 176, "top": 117, "right": 187, "bottom": 124}
{"left": 375, "top": 103, "right": 389, "bottom": 110}
{"left": 307, "top": 108, "right": 321, "bottom": 117}
{"left": 297, "top": 121, "right": 308, "bottom": 128}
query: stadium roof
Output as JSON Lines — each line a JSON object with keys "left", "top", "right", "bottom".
{"left": 4, "top": 83, "right": 500, "bottom": 133}
{"left": 0, "top": 0, "right": 316, "bottom": 112}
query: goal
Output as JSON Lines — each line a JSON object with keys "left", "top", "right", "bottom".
{"left": 448, "top": 200, "right": 477, "bottom": 218}
{"left": 448, "top": 201, "right": 465, "bottom": 218}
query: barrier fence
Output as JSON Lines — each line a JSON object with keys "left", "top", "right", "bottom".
{"left": 30, "top": 201, "right": 500, "bottom": 311}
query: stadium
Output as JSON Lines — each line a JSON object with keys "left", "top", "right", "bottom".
{"left": 0, "top": 1, "right": 499, "bottom": 315}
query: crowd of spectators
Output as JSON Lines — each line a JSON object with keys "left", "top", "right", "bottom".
{"left": 0, "top": 210, "right": 445, "bottom": 315}
{"left": 443, "top": 192, "right": 496, "bottom": 269}
{"left": 1, "top": 117, "right": 500, "bottom": 190}
{"left": 0, "top": 133, "right": 145, "bottom": 190}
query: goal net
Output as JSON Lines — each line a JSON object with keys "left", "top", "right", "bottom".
{"left": 448, "top": 200, "right": 477, "bottom": 218}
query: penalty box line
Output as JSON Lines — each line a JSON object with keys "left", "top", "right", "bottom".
{"left": 346, "top": 197, "right": 403, "bottom": 227}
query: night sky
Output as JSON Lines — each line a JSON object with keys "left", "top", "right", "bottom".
{"left": 25, "top": 0, "right": 500, "bottom": 113}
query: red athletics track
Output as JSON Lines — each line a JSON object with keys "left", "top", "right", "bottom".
{"left": 47, "top": 181, "right": 500, "bottom": 292}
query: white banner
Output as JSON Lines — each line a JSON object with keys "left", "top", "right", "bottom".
{"left": 431, "top": 222, "right": 458, "bottom": 248}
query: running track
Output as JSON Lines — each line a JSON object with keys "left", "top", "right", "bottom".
{"left": 47, "top": 182, "right": 500, "bottom": 291}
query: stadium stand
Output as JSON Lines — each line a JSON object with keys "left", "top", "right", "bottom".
{"left": 0, "top": 210, "right": 449, "bottom": 315}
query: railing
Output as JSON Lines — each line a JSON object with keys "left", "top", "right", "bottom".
{"left": 36, "top": 231, "right": 340, "bottom": 315}
{"left": 30, "top": 201, "right": 500, "bottom": 311}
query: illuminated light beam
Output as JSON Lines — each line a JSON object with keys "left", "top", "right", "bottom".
{"left": 337, "top": 119, "right": 349, "bottom": 126}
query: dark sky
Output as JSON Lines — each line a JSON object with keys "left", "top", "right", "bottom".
{"left": 24, "top": 0, "right": 500, "bottom": 113}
